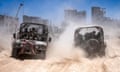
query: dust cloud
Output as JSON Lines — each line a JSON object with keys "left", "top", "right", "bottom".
{"left": 47, "top": 23, "right": 86, "bottom": 59}
{"left": 0, "top": 27, "right": 12, "bottom": 51}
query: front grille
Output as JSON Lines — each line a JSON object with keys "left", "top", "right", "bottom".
{"left": 36, "top": 45, "right": 46, "bottom": 50}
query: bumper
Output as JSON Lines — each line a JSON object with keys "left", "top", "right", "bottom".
{"left": 12, "top": 40, "right": 47, "bottom": 55}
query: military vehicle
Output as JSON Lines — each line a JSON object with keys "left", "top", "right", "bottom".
{"left": 11, "top": 22, "right": 51, "bottom": 59}
{"left": 74, "top": 26, "right": 106, "bottom": 58}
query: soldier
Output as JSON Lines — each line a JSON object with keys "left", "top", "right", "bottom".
{"left": 20, "top": 28, "right": 28, "bottom": 39}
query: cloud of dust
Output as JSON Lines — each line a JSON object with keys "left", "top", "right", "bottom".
{"left": 47, "top": 22, "right": 92, "bottom": 60}
{"left": 0, "top": 27, "right": 12, "bottom": 52}
{"left": 93, "top": 24, "right": 120, "bottom": 58}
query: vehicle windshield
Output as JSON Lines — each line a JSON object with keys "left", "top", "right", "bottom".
{"left": 77, "top": 27, "right": 101, "bottom": 40}
{"left": 19, "top": 23, "right": 48, "bottom": 41}
{"left": 79, "top": 27, "right": 99, "bottom": 35}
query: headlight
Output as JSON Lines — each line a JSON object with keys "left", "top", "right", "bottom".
{"left": 15, "top": 40, "right": 21, "bottom": 43}
{"left": 35, "top": 45, "right": 46, "bottom": 50}
{"left": 35, "top": 45, "right": 40, "bottom": 49}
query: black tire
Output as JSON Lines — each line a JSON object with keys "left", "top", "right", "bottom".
{"left": 85, "top": 39, "right": 100, "bottom": 57}
{"left": 98, "top": 49, "right": 105, "bottom": 57}
{"left": 12, "top": 48, "right": 19, "bottom": 58}
{"left": 34, "top": 50, "right": 46, "bottom": 59}
{"left": 98, "top": 44, "right": 106, "bottom": 57}
{"left": 40, "top": 50, "right": 46, "bottom": 59}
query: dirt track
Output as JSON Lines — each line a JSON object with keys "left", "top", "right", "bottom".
{"left": 0, "top": 50, "right": 120, "bottom": 72}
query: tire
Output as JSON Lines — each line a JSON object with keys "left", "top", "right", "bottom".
{"left": 98, "top": 44, "right": 106, "bottom": 57}
{"left": 98, "top": 50, "right": 105, "bottom": 57}
{"left": 12, "top": 48, "right": 19, "bottom": 58}
{"left": 40, "top": 50, "right": 46, "bottom": 59}
{"left": 85, "top": 39, "right": 100, "bottom": 57}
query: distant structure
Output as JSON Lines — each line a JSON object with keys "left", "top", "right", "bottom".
{"left": 91, "top": 7, "right": 106, "bottom": 25}
{"left": 23, "top": 15, "right": 49, "bottom": 25}
{"left": 61, "top": 9, "right": 86, "bottom": 31}
{"left": 91, "top": 6, "right": 120, "bottom": 27}
{"left": 64, "top": 9, "right": 86, "bottom": 24}
{"left": 0, "top": 15, "right": 18, "bottom": 33}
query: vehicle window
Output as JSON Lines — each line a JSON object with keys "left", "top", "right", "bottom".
{"left": 79, "top": 28, "right": 99, "bottom": 35}
{"left": 19, "top": 23, "right": 47, "bottom": 41}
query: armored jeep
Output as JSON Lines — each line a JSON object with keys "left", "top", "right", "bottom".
{"left": 74, "top": 26, "right": 106, "bottom": 58}
{"left": 11, "top": 22, "right": 51, "bottom": 59}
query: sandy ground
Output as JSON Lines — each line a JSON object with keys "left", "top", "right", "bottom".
{"left": 0, "top": 49, "right": 120, "bottom": 72}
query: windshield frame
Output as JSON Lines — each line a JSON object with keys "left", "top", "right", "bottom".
{"left": 18, "top": 22, "right": 48, "bottom": 41}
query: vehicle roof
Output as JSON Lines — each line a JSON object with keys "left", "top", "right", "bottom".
{"left": 76, "top": 26, "right": 103, "bottom": 30}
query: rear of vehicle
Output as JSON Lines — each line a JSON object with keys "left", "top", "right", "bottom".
{"left": 11, "top": 23, "right": 51, "bottom": 59}
{"left": 74, "top": 26, "right": 106, "bottom": 58}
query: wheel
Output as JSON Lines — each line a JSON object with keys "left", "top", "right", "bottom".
{"left": 40, "top": 51, "right": 46, "bottom": 59}
{"left": 98, "top": 45, "right": 106, "bottom": 57}
{"left": 98, "top": 50, "right": 105, "bottom": 57}
{"left": 85, "top": 39, "right": 100, "bottom": 57}
{"left": 11, "top": 48, "right": 19, "bottom": 58}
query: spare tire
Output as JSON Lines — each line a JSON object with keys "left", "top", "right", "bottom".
{"left": 85, "top": 39, "right": 100, "bottom": 57}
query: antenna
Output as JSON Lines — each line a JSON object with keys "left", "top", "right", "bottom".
{"left": 15, "top": 2, "right": 24, "bottom": 38}
{"left": 15, "top": 3, "right": 24, "bottom": 18}
{"left": 22, "top": 1, "right": 25, "bottom": 16}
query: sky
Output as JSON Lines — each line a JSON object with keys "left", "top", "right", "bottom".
{"left": 0, "top": 0, "right": 120, "bottom": 24}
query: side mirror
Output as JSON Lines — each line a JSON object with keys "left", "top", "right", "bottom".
{"left": 13, "top": 33, "right": 16, "bottom": 39}
{"left": 49, "top": 37, "right": 52, "bottom": 42}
